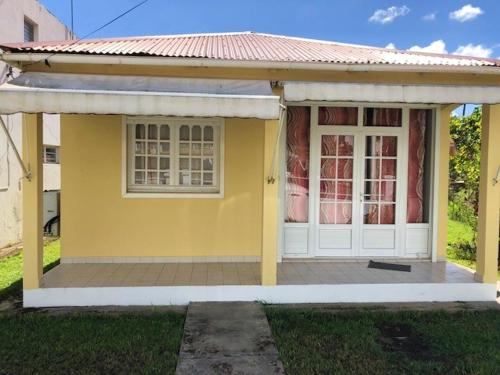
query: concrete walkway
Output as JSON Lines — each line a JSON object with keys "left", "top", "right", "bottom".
{"left": 176, "top": 302, "right": 285, "bottom": 374}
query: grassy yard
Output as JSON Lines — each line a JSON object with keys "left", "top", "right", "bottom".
{"left": 0, "top": 312, "right": 184, "bottom": 375}
{"left": 266, "top": 307, "right": 500, "bottom": 375}
{"left": 0, "top": 239, "right": 60, "bottom": 300}
{"left": 447, "top": 219, "right": 500, "bottom": 279}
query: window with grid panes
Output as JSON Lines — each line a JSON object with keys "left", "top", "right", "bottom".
{"left": 127, "top": 118, "right": 222, "bottom": 194}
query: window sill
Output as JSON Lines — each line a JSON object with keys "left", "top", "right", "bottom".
{"left": 122, "top": 191, "right": 224, "bottom": 199}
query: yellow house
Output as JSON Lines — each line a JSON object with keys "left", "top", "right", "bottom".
{"left": 0, "top": 32, "right": 499, "bottom": 306}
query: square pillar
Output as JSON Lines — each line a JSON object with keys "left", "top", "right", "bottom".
{"left": 436, "top": 105, "right": 455, "bottom": 261}
{"left": 261, "top": 119, "right": 279, "bottom": 285}
{"left": 475, "top": 104, "right": 500, "bottom": 284}
{"left": 22, "top": 114, "right": 44, "bottom": 290}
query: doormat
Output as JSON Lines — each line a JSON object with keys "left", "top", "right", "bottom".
{"left": 368, "top": 260, "right": 411, "bottom": 272}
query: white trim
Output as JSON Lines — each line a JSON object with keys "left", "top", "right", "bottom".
{"left": 431, "top": 109, "right": 441, "bottom": 262}
{"left": 308, "top": 106, "right": 319, "bottom": 258}
{"left": 3, "top": 53, "right": 500, "bottom": 75}
{"left": 121, "top": 117, "right": 225, "bottom": 199}
{"left": 283, "top": 82, "right": 500, "bottom": 104}
{"left": 398, "top": 108, "right": 410, "bottom": 257}
{"left": 61, "top": 256, "right": 261, "bottom": 264}
{"left": 24, "top": 283, "right": 497, "bottom": 307}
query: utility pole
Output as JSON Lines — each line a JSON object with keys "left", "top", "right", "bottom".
{"left": 70, "top": 0, "right": 74, "bottom": 36}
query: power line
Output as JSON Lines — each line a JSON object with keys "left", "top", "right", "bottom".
{"left": 23, "top": 0, "right": 150, "bottom": 68}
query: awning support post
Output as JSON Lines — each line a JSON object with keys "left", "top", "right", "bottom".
{"left": 0, "top": 115, "right": 32, "bottom": 181}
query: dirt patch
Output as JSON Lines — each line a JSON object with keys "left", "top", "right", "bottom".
{"left": 0, "top": 242, "right": 23, "bottom": 259}
{"left": 0, "top": 237, "right": 59, "bottom": 260}
{"left": 377, "top": 323, "right": 432, "bottom": 360}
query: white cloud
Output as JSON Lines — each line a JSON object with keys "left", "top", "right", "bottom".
{"left": 385, "top": 43, "right": 397, "bottom": 49}
{"left": 422, "top": 12, "right": 436, "bottom": 21}
{"left": 453, "top": 44, "right": 492, "bottom": 58}
{"left": 449, "top": 4, "right": 483, "bottom": 22}
{"left": 369, "top": 5, "right": 410, "bottom": 24}
{"left": 408, "top": 40, "right": 448, "bottom": 54}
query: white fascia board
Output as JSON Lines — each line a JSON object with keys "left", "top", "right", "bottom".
{"left": 284, "top": 82, "right": 500, "bottom": 104}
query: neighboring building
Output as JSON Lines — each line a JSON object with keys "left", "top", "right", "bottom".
{"left": 0, "top": 0, "right": 72, "bottom": 247}
{"left": 0, "top": 32, "right": 499, "bottom": 307}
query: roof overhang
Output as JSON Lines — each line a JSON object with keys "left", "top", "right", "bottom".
{"left": 2, "top": 53, "right": 500, "bottom": 75}
{"left": 284, "top": 81, "right": 500, "bottom": 104}
{"left": 0, "top": 73, "right": 280, "bottom": 119}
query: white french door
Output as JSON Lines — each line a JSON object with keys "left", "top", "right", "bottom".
{"left": 358, "top": 133, "right": 401, "bottom": 256}
{"left": 315, "top": 131, "right": 359, "bottom": 256}
{"left": 282, "top": 105, "right": 439, "bottom": 260}
{"left": 314, "top": 130, "right": 402, "bottom": 257}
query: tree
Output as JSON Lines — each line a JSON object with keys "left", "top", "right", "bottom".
{"left": 449, "top": 107, "right": 481, "bottom": 227}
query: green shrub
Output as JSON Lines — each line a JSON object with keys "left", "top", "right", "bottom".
{"left": 448, "top": 239, "right": 476, "bottom": 261}
{"left": 448, "top": 189, "right": 478, "bottom": 229}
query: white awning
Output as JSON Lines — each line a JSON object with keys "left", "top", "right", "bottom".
{"left": 0, "top": 73, "right": 280, "bottom": 119}
{"left": 284, "top": 81, "right": 500, "bottom": 104}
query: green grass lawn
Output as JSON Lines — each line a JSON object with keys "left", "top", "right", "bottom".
{"left": 0, "top": 239, "right": 60, "bottom": 300}
{"left": 0, "top": 312, "right": 184, "bottom": 375}
{"left": 266, "top": 307, "right": 500, "bottom": 375}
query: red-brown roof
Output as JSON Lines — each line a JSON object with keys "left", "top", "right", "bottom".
{"left": 1, "top": 32, "right": 499, "bottom": 68}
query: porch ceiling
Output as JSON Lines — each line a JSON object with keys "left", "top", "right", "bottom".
{"left": 41, "top": 261, "right": 475, "bottom": 288}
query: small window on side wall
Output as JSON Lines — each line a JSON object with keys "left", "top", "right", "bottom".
{"left": 43, "top": 146, "right": 59, "bottom": 164}
{"left": 127, "top": 118, "right": 223, "bottom": 195}
{"left": 24, "top": 18, "right": 36, "bottom": 42}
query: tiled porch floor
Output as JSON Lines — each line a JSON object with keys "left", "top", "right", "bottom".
{"left": 41, "top": 261, "right": 476, "bottom": 288}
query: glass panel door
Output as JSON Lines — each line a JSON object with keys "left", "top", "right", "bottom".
{"left": 360, "top": 135, "right": 399, "bottom": 256}
{"left": 362, "top": 136, "right": 397, "bottom": 224}
{"left": 316, "top": 133, "right": 356, "bottom": 257}
{"left": 319, "top": 135, "right": 354, "bottom": 224}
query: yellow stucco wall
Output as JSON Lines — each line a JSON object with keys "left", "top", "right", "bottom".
{"left": 60, "top": 114, "right": 265, "bottom": 258}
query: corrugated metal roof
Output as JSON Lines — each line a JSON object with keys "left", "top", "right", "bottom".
{"left": 1, "top": 31, "right": 499, "bottom": 68}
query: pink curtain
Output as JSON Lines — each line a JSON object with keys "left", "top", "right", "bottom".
{"left": 319, "top": 107, "right": 358, "bottom": 126}
{"left": 286, "top": 106, "right": 310, "bottom": 223}
{"left": 364, "top": 108, "right": 402, "bottom": 127}
{"left": 407, "top": 109, "right": 428, "bottom": 223}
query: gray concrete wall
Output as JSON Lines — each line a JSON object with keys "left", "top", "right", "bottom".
{"left": 0, "top": 0, "right": 72, "bottom": 247}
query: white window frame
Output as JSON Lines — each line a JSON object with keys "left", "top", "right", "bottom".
{"left": 122, "top": 116, "right": 224, "bottom": 199}
{"left": 43, "top": 145, "right": 60, "bottom": 164}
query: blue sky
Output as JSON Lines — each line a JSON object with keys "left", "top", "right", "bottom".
{"left": 40, "top": 0, "right": 499, "bottom": 58}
